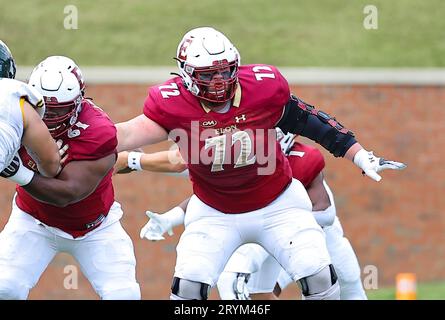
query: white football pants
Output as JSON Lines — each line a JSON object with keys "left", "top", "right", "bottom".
{"left": 218, "top": 216, "right": 367, "bottom": 300}
{"left": 0, "top": 199, "right": 140, "bottom": 300}
{"left": 174, "top": 179, "right": 331, "bottom": 289}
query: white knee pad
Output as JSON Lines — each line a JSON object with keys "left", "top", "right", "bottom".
{"left": 0, "top": 278, "right": 29, "bottom": 300}
{"left": 304, "top": 280, "right": 340, "bottom": 300}
{"left": 101, "top": 282, "right": 141, "bottom": 300}
{"left": 217, "top": 271, "right": 248, "bottom": 300}
{"left": 324, "top": 219, "right": 367, "bottom": 300}
{"left": 298, "top": 265, "right": 340, "bottom": 300}
{"left": 171, "top": 277, "right": 210, "bottom": 300}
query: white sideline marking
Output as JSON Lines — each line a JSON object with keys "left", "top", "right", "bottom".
{"left": 17, "top": 66, "right": 445, "bottom": 85}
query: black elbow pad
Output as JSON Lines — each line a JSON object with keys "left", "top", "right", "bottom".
{"left": 277, "top": 95, "right": 356, "bottom": 157}
{"left": 276, "top": 95, "right": 310, "bottom": 134}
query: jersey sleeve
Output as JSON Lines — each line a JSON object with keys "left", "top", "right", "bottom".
{"left": 19, "top": 81, "right": 44, "bottom": 109}
{"left": 18, "top": 146, "right": 38, "bottom": 172}
{"left": 266, "top": 66, "right": 290, "bottom": 127}
{"left": 288, "top": 143, "right": 325, "bottom": 188}
{"left": 142, "top": 87, "right": 170, "bottom": 132}
{"left": 70, "top": 121, "right": 117, "bottom": 161}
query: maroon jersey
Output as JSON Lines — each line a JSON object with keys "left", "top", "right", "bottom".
{"left": 144, "top": 64, "right": 292, "bottom": 213}
{"left": 287, "top": 142, "right": 325, "bottom": 188}
{"left": 16, "top": 99, "right": 117, "bottom": 238}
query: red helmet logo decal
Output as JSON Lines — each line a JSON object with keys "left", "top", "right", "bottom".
{"left": 70, "top": 67, "right": 85, "bottom": 90}
{"left": 178, "top": 38, "right": 193, "bottom": 61}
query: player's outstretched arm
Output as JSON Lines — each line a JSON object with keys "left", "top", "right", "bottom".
{"left": 277, "top": 95, "right": 406, "bottom": 181}
{"left": 116, "top": 115, "right": 168, "bottom": 153}
{"left": 21, "top": 101, "right": 61, "bottom": 177}
{"left": 114, "top": 149, "right": 187, "bottom": 174}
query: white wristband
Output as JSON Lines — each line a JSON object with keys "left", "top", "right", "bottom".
{"left": 10, "top": 164, "right": 35, "bottom": 186}
{"left": 128, "top": 151, "right": 143, "bottom": 171}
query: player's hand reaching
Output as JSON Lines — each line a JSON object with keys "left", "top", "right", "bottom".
{"left": 56, "top": 139, "right": 69, "bottom": 166}
{"left": 113, "top": 151, "right": 131, "bottom": 175}
{"left": 139, "top": 206, "right": 185, "bottom": 242}
{"left": 140, "top": 211, "right": 174, "bottom": 241}
{"left": 353, "top": 149, "right": 407, "bottom": 182}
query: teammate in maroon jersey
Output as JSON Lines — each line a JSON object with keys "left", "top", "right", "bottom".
{"left": 116, "top": 27, "right": 405, "bottom": 300}
{"left": 0, "top": 56, "right": 140, "bottom": 300}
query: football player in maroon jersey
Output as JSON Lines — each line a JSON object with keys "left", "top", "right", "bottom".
{"left": 0, "top": 56, "right": 140, "bottom": 300}
{"left": 116, "top": 27, "right": 405, "bottom": 300}
{"left": 115, "top": 131, "right": 368, "bottom": 300}
{"left": 216, "top": 131, "right": 367, "bottom": 300}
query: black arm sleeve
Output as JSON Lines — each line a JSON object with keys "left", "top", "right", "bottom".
{"left": 276, "top": 95, "right": 357, "bottom": 157}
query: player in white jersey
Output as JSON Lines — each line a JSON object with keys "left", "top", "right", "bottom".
{"left": 0, "top": 40, "right": 60, "bottom": 183}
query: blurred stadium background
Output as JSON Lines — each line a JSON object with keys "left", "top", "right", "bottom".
{"left": 0, "top": 0, "right": 444, "bottom": 299}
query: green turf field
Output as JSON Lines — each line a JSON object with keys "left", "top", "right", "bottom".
{"left": 367, "top": 282, "right": 445, "bottom": 300}
{"left": 1, "top": 0, "right": 443, "bottom": 67}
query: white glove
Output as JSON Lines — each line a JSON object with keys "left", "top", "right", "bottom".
{"left": 279, "top": 132, "right": 296, "bottom": 155}
{"left": 353, "top": 149, "right": 407, "bottom": 182}
{"left": 139, "top": 206, "right": 185, "bottom": 241}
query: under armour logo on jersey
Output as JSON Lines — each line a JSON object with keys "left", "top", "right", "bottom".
{"left": 85, "top": 214, "right": 105, "bottom": 230}
{"left": 235, "top": 114, "right": 247, "bottom": 123}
